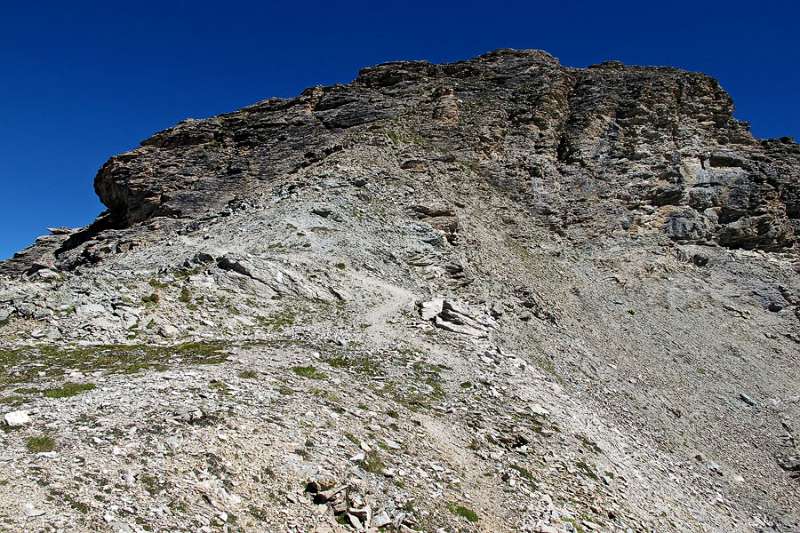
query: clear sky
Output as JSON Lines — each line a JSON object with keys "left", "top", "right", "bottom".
{"left": 1, "top": 1, "right": 798, "bottom": 259}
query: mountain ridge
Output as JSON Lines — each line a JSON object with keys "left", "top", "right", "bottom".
{"left": 0, "top": 49, "right": 798, "bottom": 532}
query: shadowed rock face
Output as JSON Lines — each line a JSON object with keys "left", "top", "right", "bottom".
{"left": 90, "top": 48, "right": 798, "bottom": 250}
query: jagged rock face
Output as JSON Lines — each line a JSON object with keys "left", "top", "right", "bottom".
{"left": 93, "top": 49, "right": 798, "bottom": 251}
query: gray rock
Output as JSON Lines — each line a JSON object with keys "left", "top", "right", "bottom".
{"left": 372, "top": 510, "right": 391, "bottom": 528}
{"left": 4, "top": 410, "right": 30, "bottom": 427}
{"left": 419, "top": 298, "right": 444, "bottom": 321}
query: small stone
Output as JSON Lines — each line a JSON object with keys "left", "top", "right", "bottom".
{"left": 530, "top": 403, "right": 550, "bottom": 417}
{"left": 35, "top": 269, "right": 59, "bottom": 280}
{"left": 739, "top": 393, "right": 756, "bottom": 407}
{"left": 384, "top": 439, "right": 401, "bottom": 450}
{"left": 350, "top": 451, "right": 366, "bottom": 462}
{"left": 372, "top": 510, "right": 391, "bottom": 528}
{"left": 4, "top": 410, "right": 30, "bottom": 427}
{"left": 419, "top": 298, "right": 444, "bottom": 321}
{"left": 347, "top": 513, "right": 363, "bottom": 530}
{"left": 159, "top": 324, "right": 179, "bottom": 338}
{"left": 23, "top": 503, "right": 45, "bottom": 517}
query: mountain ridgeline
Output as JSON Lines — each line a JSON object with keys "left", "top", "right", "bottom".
{"left": 0, "top": 50, "right": 798, "bottom": 532}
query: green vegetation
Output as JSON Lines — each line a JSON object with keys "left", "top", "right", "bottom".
{"left": 26, "top": 435, "right": 56, "bottom": 453}
{"left": 510, "top": 463, "right": 538, "bottom": 486}
{"left": 44, "top": 382, "right": 96, "bottom": 399}
{"left": 139, "top": 474, "right": 161, "bottom": 494}
{"left": 209, "top": 380, "right": 231, "bottom": 395}
{"left": 142, "top": 292, "right": 160, "bottom": 305}
{"left": 309, "top": 387, "right": 339, "bottom": 402}
{"left": 563, "top": 517, "right": 586, "bottom": 533}
{"left": 575, "top": 460, "right": 599, "bottom": 481}
{"left": 362, "top": 450, "right": 385, "bottom": 474}
{"left": 238, "top": 369, "right": 258, "bottom": 379}
{"left": 257, "top": 310, "right": 296, "bottom": 331}
{"left": 0, "top": 342, "right": 229, "bottom": 391}
{"left": 277, "top": 384, "right": 295, "bottom": 395}
{"left": 447, "top": 502, "right": 479, "bottom": 522}
{"left": 384, "top": 127, "right": 426, "bottom": 146}
{"left": 0, "top": 395, "right": 25, "bottom": 406}
{"left": 48, "top": 489, "right": 89, "bottom": 514}
{"left": 379, "top": 361, "right": 447, "bottom": 412}
{"left": 291, "top": 365, "right": 327, "bottom": 380}
{"left": 179, "top": 287, "right": 192, "bottom": 303}
{"left": 325, "top": 354, "right": 382, "bottom": 376}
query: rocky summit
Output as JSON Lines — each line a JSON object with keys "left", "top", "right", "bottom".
{"left": 0, "top": 49, "right": 799, "bottom": 532}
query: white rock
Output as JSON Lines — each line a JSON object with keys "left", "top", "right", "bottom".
{"left": 76, "top": 303, "right": 106, "bottom": 317}
{"left": 350, "top": 451, "right": 366, "bottom": 462}
{"left": 530, "top": 403, "right": 550, "bottom": 417}
{"left": 23, "top": 503, "right": 45, "bottom": 517}
{"left": 159, "top": 324, "right": 180, "bottom": 337}
{"left": 4, "top": 410, "right": 30, "bottom": 427}
{"left": 419, "top": 298, "right": 444, "bottom": 320}
{"left": 372, "top": 510, "right": 391, "bottom": 528}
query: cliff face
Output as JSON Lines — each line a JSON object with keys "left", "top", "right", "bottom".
{"left": 94, "top": 50, "right": 797, "bottom": 244}
{"left": 0, "top": 50, "right": 799, "bottom": 532}
{"left": 4, "top": 49, "right": 799, "bottom": 276}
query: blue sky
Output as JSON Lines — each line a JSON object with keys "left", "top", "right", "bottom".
{"left": 1, "top": 1, "right": 798, "bottom": 259}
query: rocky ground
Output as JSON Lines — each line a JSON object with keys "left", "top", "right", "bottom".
{"left": 1, "top": 49, "right": 799, "bottom": 532}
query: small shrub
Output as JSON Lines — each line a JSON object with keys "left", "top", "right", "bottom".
{"left": 363, "top": 450, "right": 385, "bottom": 474}
{"left": 447, "top": 502, "right": 479, "bottom": 522}
{"left": 44, "top": 382, "right": 96, "bottom": 399}
{"left": 258, "top": 310, "right": 296, "bottom": 331}
{"left": 179, "top": 287, "right": 192, "bottom": 303}
{"left": 26, "top": 435, "right": 56, "bottom": 453}
{"left": 291, "top": 365, "right": 327, "bottom": 380}
{"left": 142, "top": 293, "right": 160, "bottom": 305}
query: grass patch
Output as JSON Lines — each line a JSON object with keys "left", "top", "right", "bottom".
{"left": 0, "top": 395, "right": 25, "bottom": 406}
{"left": 0, "top": 342, "right": 230, "bottom": 391}
{"left": 291, "top": 365, "right": 327, "bottom": 380}
{"left": 139, "top": 474, "right": 160, "bottom": 494}
{"left": 26, "top": 435, "right": 56, "bottom": 453}
{"left": 362, "top": 450, "right": 385, "bottom": 474}
{"left": 324, "top": 355, "right": 382, "bottom": 376}
{"left": 575, "top": 460, "right": 599, "bottom": 481}
{"left": 310, "top": 387, "right": 339, "bottom": 402}
{"left": 238, "top": 369, "right": 258, "bottom": 379}
{"left": 209, "top": 380, "right": 231, "bottom": 395}
{"left": 257, "top": 310, "right": 296, "bottom": 332}
{"left": 381, "top": 361, "right": 447, "bottom": 411}
{"left": 44, "top": 382, "right": 96, "bottom": 399}
{"left": 179, "top": 287, "right": 192, "bottom": 303}
{"left": 511, "top": 464, "right": 538, "bottom": 487}
{"left": 447, "top": 502, "right": 479, "bottom": 523}
{"left": 142, "top": 293, "right": 160, "bottom": 305}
